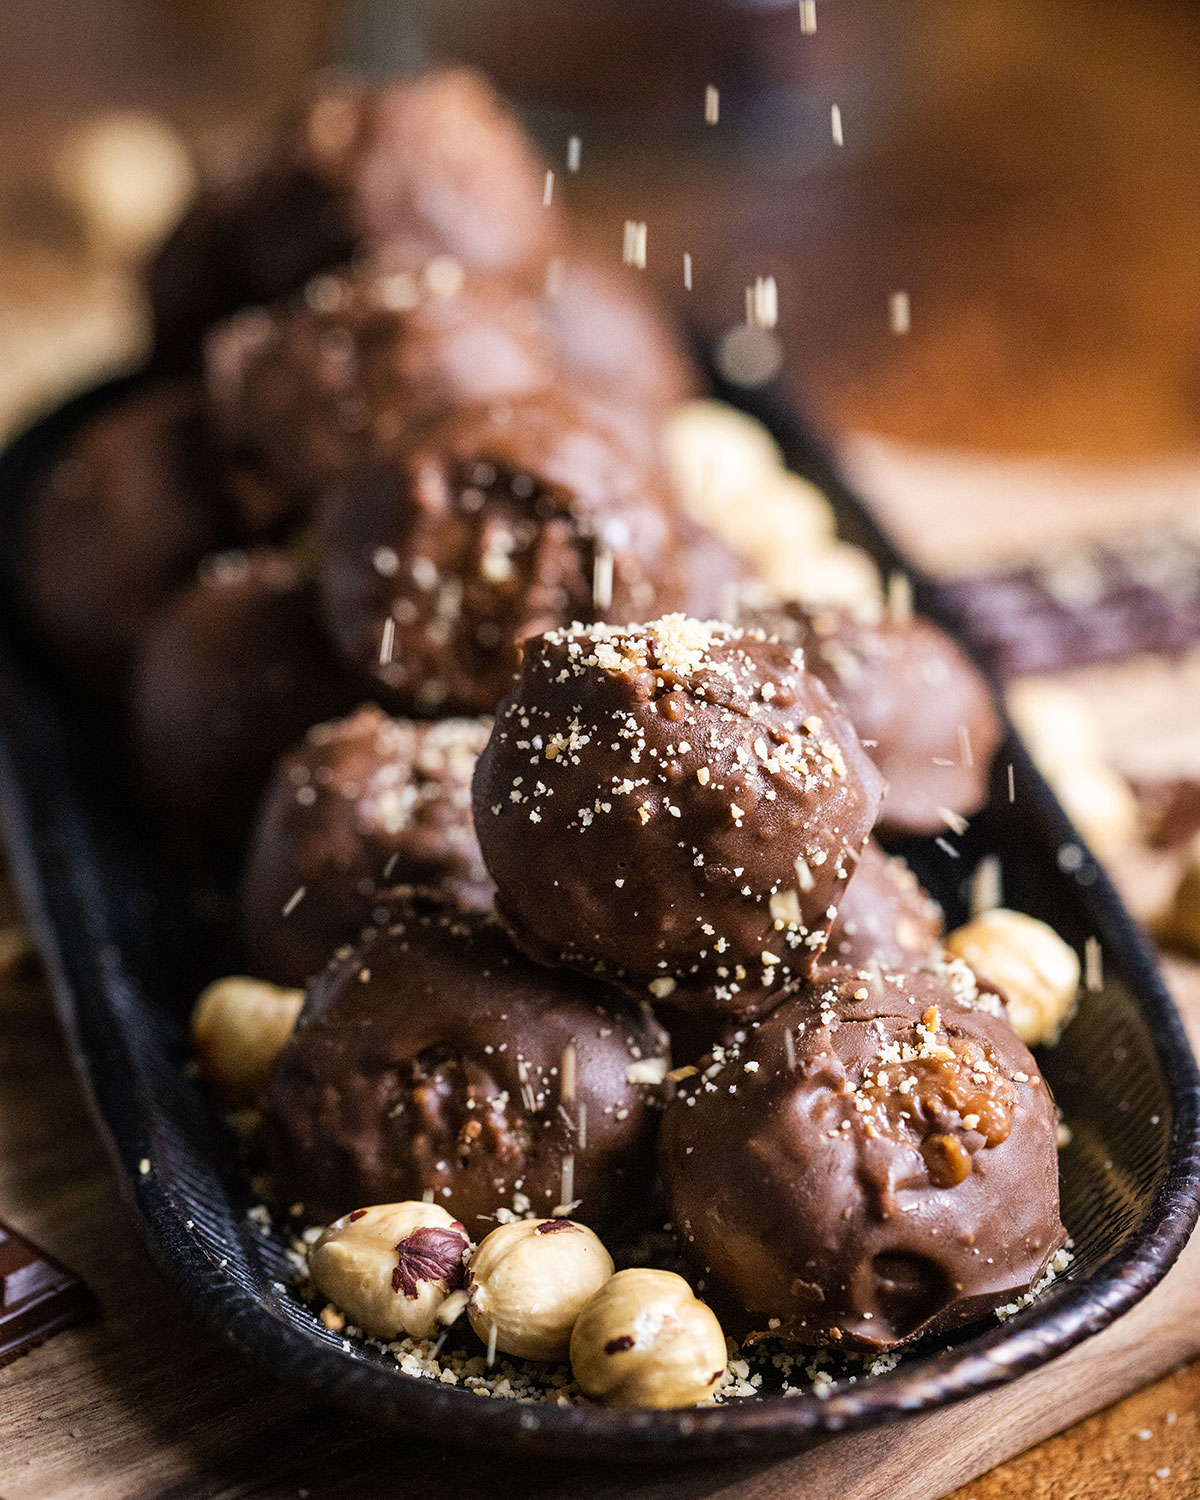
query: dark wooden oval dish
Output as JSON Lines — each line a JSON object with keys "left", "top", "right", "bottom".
{"left": 0, "top": 366, "right": 1197, "bottom": 1461}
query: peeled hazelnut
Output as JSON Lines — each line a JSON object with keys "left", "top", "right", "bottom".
{"left": 1157, "top": 834, "right": 1200, "bottom": 961}
{"left": 466, "top": 1218, "right": 613, "bottom": 1362}
{"left": 662, "top": 399, "right": 782, "bottom": 515}
{"left": 191, "top": 976, "right": 304, "bottom": 1104}
{"left": 945, "top": 908, "right": 1080, "bottom": 1046}
{"left": 309, "top": 1202, "right": 470, "bottom": 1341}
{"left": 1049, "top": 758, "right": 1139, "bottom": 858}
{"left": 570, "top": 1268, "right": 726, "bottom": 1408}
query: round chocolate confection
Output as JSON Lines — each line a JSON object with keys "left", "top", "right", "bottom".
{"left": 149, "top": 68, "right": 559, "bottom": 364}
{"left": 129, "top": 549, "right": 358, "bottom": 850}
{"left": 317, "top": 392, "right": 689, "bottom": 716}
{"left": 826, "top": 840, "right": 944, "bottom": 969}
{"left": 473, "top": 615, "right": 887, "bottom": 1020}
{"left": 19, "top": 381, "right": 233, "bottom": 691}
{"left": 660, "top": 961, "right": 1065, "bottom": 1351}
{"left": 743, "top": 600, "right": 1002, "bottom": 836}
{"left": 241, "top": 705, "right": 494, "bottom": 985}
{"left": 542, "top": 255, "right": 700, "bottom": 422}
{"left": 204, "top": 264, "right": 556, "bottom": 535}
{"left": 264, "top": 893, "right": 669, "bottom": 1237}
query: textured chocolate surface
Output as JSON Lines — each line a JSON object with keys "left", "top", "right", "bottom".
{"left": 204, "top": 266, "right": 556, "bottom": 535}
{"left": 241, "top": 706, "right": 494, "bottom": 985}
{"left": 0, "top": 1223, "right": 93, "bottom": 1367}
{"left": 150, "top": 68, "right": 559, "bottom": 363}
{"left": 661, "top": 962, "right": 1065, "bottom": 1351}
{"left": 745, "top": 601, "right": 1002, "bottom": 836}
{"left": 473, "top": 616, "right": 886, "bottom": 1019}
{"left": 19, "top": 381, "right": 232, "bottom": 690}
{"left": 826, "top": 840, "right": 944, "bottom": 969}
{"left": 318, "top": 392, "right": 689, "bottom": 716}
{"left": 264, "top": 894, "right": 668, "bottom": 1237}
{"left": 129, "top": 549, "right": 358, "bottom": 849}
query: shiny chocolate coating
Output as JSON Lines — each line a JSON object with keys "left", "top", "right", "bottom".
{"left": 661, "top": 962, "right": 1065, "bottom": 1350}
{"left": 150, "top": 68, "right": 559, "bottom": 364}
{"left": 744, "top": 601, "right": 1002, "bottom": 835}
{"left": 826, "top": 840, "right": 944, "bottom": 969}
{"left": 473, "top": 616, "right": 886, "bottom": 1019}
{"left": 264, "top": 894, "right": 668, "bottom": 1237}
{"left": 204, "top": 265, "right": 556, "bottom": 535}
{"left": 241, "top": 706, "right": 494, "bottom": 985}
{"left": 19, "top": 381, "right": 232, "bottom": 691}
{"left": 129, "top": 549, "right": 357, "bottom": 849}
{"left": 317, "top": 392, "right": 689, "bottom": 716}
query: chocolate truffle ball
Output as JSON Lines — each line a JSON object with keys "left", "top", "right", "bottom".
{"left": 129, "top": 549, "right": 357, "bottom": 849}
{"left": 542, "top": 255, "right": 699, "bottom": 421}
{"left": 743, "top": 601, "right": 1002, "bottom": 836}
{"left": 661, "top": 961, "right": 1065, "bottom": 1350}
{"left": 264, "top": 894, "right": 669, "bottom": 1236}
{"left": 150, "top": 68, "right": 559, "bottom": 363}
{"left": 241, "top": 706, "right": 494, "bottom": 985}
{"left": 19, "top": 381, "right": 232, "bottom": 690}
{"left": 318, "top": 392, "right": 689, "bottom": 715}
{"left": 826, "top": 841, "right": 944, "bottom": 969}
{"left": 205, "top": 264, "right": 556, "bottom": 534}
{"left": 473, "top": 615, "right": 887, "bottom": 1019}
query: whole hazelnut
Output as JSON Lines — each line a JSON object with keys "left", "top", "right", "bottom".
{"left": 309, "top": 1202, "right": 470, "bottom": 1341}
{"left": 191, "top": 975, "right": 304, "bottom": 1104}
{"left": 466, "top": 1218, "right": 613, "bottom": 1362}
{"left": 569, "top": 1268, "right": 727, "bottom": 1408}
{"left": 1157, "top": 834, "right": 1200, "bottom": 961}
{"left": 945, "top": 908, "right": 1080, "bottom": 1046}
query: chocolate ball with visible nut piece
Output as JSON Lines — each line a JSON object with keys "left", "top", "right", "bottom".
{"left": 317, "top": 392, "right": 689, "bottom": 716}
{"left": 150, "top": 68, "right": 560, "bottom": 363}
{"left": 129, "top": 549, "right": 358, "bottom": 850}
{"left": 241, "top": 706, "right": 494, "bottom": 986}
{"left": 205, "top": 264, "right": 556, "bottom": 535}
{"left": 264, "top": 892, "right": 669, "bottom": 1238}
{"left": 308, "top": 1201, "right": 470, "bottom": 1341}
{"left": 19, "top": 381, "right": 233, "bottom": 691}
{"left": 743, "top": 600, "right": 1002, "bottom": 836}
{"left": 473, "top": 615, "right": 886, "bottom": 1020}
{"left": 826, "top": 841, "right": 944, "bottom": 969}
{"left": 660, "top": 961, "right": 1066, "bottom": 1350}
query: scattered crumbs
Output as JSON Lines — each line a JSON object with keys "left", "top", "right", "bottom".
{"left": 1137, "top": 1428, "right": 1153, "bottom": 1441}
{"left": 622, "top": 220, "right": 647, "bottom": 270}
{"left": 994, "top": 1245, "right": 1073, "bottom": 1321}
{"left": 889, "top": 290, "right": 910, "bottom": 335}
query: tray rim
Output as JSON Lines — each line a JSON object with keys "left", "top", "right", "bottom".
{"left": 1, "top": 367, "right": 1199, "bottom": 1460}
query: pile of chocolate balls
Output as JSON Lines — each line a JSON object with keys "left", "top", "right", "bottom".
{"left": 21, "top": 68, "right": 1082, "bottom": 1408}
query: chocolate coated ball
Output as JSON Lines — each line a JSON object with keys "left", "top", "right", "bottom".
{"left": 241, "top": 706, "right": 494, "bottom": 984}
{"left": 129, "top": 549, "right": 357, "bottom": 849}
{"left": 264, "top": 893, "right": 669, "bottom": 1237}
{"left": 473, "top": 615, "right": 886, "bottom": 1019}
{"left": 660, "top": 961, "right": 1065, "bottom": 1349}
{"left": 19, "top": 381, "right": 232, "bottom": 690}
{"left": 318, "top": 392, "right": 689, "bottom": 715}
